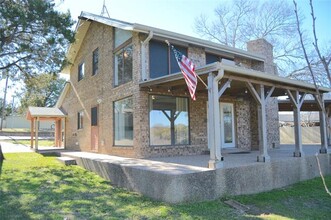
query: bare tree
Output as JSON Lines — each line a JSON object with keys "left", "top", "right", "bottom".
{"left": 194, "top": 0, "right": 302, "bottom": 75}
{"left": 293, "top": 0, "right": 331, "bottom": 95}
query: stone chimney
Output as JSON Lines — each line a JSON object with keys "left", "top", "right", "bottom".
{"left": 247, "top": 39, "right": 277, "bottom": 75}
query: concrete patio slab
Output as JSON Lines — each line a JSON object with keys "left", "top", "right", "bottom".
{"left": 60, "top": 145, "right": 331, "bottom": 203}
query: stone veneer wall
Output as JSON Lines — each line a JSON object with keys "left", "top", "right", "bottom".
{"left": 61, "top": 21, "right": 279, "bottom": 158}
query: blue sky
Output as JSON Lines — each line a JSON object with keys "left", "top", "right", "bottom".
{"left": 55, "top": 0, "right": 331, "bottom": 44}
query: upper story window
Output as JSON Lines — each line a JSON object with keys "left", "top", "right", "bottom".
{"left": 114, "top": 28, "right": 133, "bottom": 86}
{"left": 149, "top": 40, "right": 187, "bottom": 79}
{"left": 78, "top": 62, "right": 85, "bottom": 81}
{"left": 114, "top": 44, "right": 133, "bottom": 86}
{"left": 114, "top": 28, "right": 132, "bottom": 48}
{"left": 92, "top": 48, "right": 99, "bottom": 76}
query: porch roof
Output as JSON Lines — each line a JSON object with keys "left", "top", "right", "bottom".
{"left": 278, "top": 99, "right": 331, "bottom": 111}
{"left": 26, "top": 107, "right": 66, "bottom": 120}
{"left": 139, "top": 62, "right": 331, "bottom": 96}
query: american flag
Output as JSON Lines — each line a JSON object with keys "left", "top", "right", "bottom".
{"left": 171, "top": 45, "right": 198, "bottom": 100}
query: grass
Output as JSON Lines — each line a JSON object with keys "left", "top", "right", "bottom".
{"left": 1, "top": 139, "right": 55, "bottom": 147}
{"left": 0, "top": 128, "right": 30, "bottom": 132}
{"left": 12, "top": 139, "right": 54, "bottom": 147}
{"left": 0, "top": 152, "right": 330, "bottom": 219}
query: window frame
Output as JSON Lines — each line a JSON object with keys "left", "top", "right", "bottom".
{"left": 78, "top": 62, "right": 85, "bottom": 81}
{"left": 114, "top": 40, "right": 133, "bottom": 87}
{"left": 149, "top": 95, "right": 190, "bottom": 146}
{"left": 113, "top": 96, "right": 134, "bottom": 146}
{"left": 77, "top": 110, "right": 84, "bottom": 130}
{"left": 92, "top": 48, "right": 99, "bottom": 76}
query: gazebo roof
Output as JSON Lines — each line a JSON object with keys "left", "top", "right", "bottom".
{"left": 26, "top": 107, "right": 66, "bottom": 120}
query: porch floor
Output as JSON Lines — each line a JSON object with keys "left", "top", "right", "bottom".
{"left": 147, "top": 144, "right": 329, "bottom": 168}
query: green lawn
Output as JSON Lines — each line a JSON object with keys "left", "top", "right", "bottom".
{"left": 0, "top": 153, "right": 330, "bottom": 219}
{"left": 2, "top": 139, "right": 55, "bottom": 147}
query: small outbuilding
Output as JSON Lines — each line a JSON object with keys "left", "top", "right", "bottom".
{"left": 26, "top": 107, "right": 66, "bottom": 150}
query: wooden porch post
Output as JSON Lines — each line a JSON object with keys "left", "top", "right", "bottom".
{"left": 35, "top": 117, "right": 39, "bottom": 151}
{"left": 58, "top": 118, "right": 62, "bottom": 147}
{"left": 54, "top": 119, "right": 60, "bottom": 147}
{"left": 207, "top": 70, "right": 224, "bottom": 169}
{"left": 246, "top": 83, "right": 275, "bottom": 162}
{"left": 287, "top": 90, "right": 306, "bottom": 157}
{"left": 30, "top": 118, "right": 34, "bottom": 149}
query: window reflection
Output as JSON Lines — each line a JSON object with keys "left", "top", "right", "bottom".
{"left": 149, "top": 95, "right": 189, "bottom": 146}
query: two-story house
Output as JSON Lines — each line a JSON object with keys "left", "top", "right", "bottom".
{"left": 55, "top": 12, "right": 329, "bottom": 169}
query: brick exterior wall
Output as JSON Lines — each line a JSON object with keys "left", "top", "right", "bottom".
{"left": 61, "top": 21, "right": 280, "bottom": 158}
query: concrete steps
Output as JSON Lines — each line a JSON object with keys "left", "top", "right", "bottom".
{"left": 56, "top": 156, "right": 77, "bottom": 165}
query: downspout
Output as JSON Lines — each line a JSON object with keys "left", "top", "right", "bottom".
{"left": 141, "top": 31, "right": 153, "bottom": 81}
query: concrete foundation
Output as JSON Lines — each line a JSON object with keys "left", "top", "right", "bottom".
{"left": 61, "top": 151, "right": 331, "bottom": 203}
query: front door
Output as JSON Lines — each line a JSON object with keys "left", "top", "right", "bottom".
{"left": 91, "top": 106, "right": 99, "bottom": 151}
{"left": 220, "top": 103, "right": 235, "bottom": 148}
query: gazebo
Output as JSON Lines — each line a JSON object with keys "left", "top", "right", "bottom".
{"left": 26, "top": 107, "right": 66, "bottom": 150}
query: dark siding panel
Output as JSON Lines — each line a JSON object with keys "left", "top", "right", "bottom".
{"left": 206, "top": 53, "right": 220, "bottom": 64}
{"left": 149, "top": 40, "right": 169, "bottom": 79}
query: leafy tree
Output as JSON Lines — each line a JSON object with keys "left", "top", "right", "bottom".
{"left": 194, "top": 0, "right": 302, "bottom": 75}
{"left": 0, "top": 0, "right": 75, "bottom": 80}
{"left": 0, "top": 98, "right": 13, "bottom": 116}
{"left": 18, "top": 73, "right": 66, "bottom": 114}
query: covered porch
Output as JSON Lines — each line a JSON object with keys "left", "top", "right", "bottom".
{"left": 26, "top": 107, "right": 66, "bottom": 151}
{"left": 140, "top": 61, "right": 330, "bottom": 169}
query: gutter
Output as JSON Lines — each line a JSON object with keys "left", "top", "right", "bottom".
{"left": 141, "top": 31, "right": 153, "bottom": 81}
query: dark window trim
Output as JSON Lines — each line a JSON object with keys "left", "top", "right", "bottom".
{"left": 148, "top": 94, "right": 190, "bottom": 147}
{"left": 113, "top": 96, "right": 134, "bottom": 147}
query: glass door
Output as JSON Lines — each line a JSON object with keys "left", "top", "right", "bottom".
{"left": 220, "top": 103, "right": 235, "bottom": 148}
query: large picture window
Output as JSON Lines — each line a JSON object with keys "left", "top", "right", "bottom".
{"left": 114, "top": 44, "right": 133, "bottom": 86}
{"left": 114, "top": 97, "right": 133, "bottom": 146}
{"left": 149, "top": 95, "right": 189, "bottom": 146}
{"left": 149, "top": 40, "right": 187, "bottom": 79}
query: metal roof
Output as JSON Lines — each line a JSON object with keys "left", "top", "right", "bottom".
{"left": 62, "top": 11, "right": 265, "bottom": 74}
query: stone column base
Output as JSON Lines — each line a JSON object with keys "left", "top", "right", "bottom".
{"left": 257, "top": 155, "right": 270, "bottom": 162}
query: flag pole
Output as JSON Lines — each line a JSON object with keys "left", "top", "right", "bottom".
{"left": 165, "top": 40, "right": 208, "bottom": 89}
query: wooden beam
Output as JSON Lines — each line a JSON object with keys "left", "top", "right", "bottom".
{"left": 246, "top": 82, "right": 261, "bottom": 105}
{"left": 218, "top": 79, "right": 232, "bottom": 98}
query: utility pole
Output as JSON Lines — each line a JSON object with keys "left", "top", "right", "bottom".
{"left": 0, "top": 73, "right": 9, "bottom": 131}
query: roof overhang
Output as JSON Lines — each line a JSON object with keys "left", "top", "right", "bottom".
{"left": 139, "top": 62, "right": 331, "bottom": 96}
{"left": 278, "top": 99, "right": 331, "bottom": 111}
{"left": 56, "top": 82, "right": 71, "bottom": 108}
{"left": 26, "top": 107, "right": 67, "bottom": 121}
